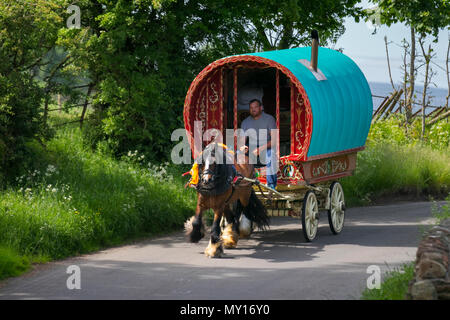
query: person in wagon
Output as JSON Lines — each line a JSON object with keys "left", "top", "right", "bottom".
{"left": 238, "top": 98, "right": 278, "bottom": 190}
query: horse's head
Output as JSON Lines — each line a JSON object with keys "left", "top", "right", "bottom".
{"left": 200, "top": 152, "right": 216, "bottom": 185}
{"left": 199, "top": 143, "right": 223, "bottom": 185}
{"left": 196, "top": 142, "right": 234, "bottom": 194}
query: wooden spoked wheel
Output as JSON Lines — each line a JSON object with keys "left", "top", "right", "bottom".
{"left": 327, "top": 181, "right": 345, "bottom": 235}
{"left": 302, "top": 191, "right": 319, "bottom": 242}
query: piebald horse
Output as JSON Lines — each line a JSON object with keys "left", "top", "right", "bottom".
{"left": 184, "top": 142, "right": 270, "bottom": 258}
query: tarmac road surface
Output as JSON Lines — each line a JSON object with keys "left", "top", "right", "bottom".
{"left": 0, "top": 201, "right": 443, "bottom": 300}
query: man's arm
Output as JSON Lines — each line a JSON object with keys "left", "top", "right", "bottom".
{"left": 254, "top": 115, "right": 276, "bottom": 155}
{"left": 238, "top": 120, "right": 248, "bottom": 153}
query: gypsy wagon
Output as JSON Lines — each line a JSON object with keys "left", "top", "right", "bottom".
{"left": 183, "top": 38, "right": 372, "bottom": 242}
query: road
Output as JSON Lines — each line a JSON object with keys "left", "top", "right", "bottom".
{"left": 0, "top": 201, "right": 442, "bottom": 300}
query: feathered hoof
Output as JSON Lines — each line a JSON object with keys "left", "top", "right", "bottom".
{"left": 185, "top": 216, "right": 205, "bottom": 243}
{"left": 239, "top": 215, "right": 252, "bottom": 239}
{"left": 204, "top": 240, "right": 224, "bottom": 258}
{"left": 221, "top": 224, "right": 238, "bottom": 249}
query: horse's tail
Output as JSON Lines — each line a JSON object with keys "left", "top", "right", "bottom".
{"left": 236, "top": 189, "right": 270, "bottom": 231}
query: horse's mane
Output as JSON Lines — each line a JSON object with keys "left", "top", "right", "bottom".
{"left": 196, "top": 143, "right": 236, "bottom": 196}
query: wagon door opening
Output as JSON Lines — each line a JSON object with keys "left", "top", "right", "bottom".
{"left": 223, "top": 65, "right": 291, "bottom": 157}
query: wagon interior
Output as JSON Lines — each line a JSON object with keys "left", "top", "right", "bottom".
{"left": 222, "top": 67, "right": 292, "bottom": 157}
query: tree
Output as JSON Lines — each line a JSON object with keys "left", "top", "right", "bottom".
{"left": 58, "top": 0, "right": 366, "bottom": 161}
{"left": 243, "top": 0, "right": 364, "bottom": 50}
{"left": 418, "top": 37, "right": 437, "bottom": 140}
{"left": 0, "top": 0, "right": 65, "bottom": 183}
{"left": 367, "top": 0, "right": 450, "bottom": 126}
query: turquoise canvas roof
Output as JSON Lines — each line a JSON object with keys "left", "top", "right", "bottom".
{"left": 233, "top": 47, "right": 373, "bottom": 158}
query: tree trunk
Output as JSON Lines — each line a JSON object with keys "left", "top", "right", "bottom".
{"left": 406, "top": 27, "right": 416, "bottom": 125}
{"left": 43, "top": 94, "right": 49, "bottom": 128}
{"left": 80, "top": 84, "right": 93, "bottom": 129}
{"left": 419, "top": 41, "right": 431, "bottom": 141}
{"left": 384, "top": 36, "right": 396, "bottom": 91}
{"left": 57, "top": 94, "right": 61, "bottom": 113}
{"left": 402, "top": 43, "right": 408, "bottom": 122}
{"left": 252, "top": 20, "right": 273, "bottom": 51}
{"left": 278, "top": 23, "right": 293, "bottom": 50}
{"left": 446, "top": 36, "right": 449, "bottom": 112}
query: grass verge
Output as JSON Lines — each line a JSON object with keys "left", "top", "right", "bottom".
{"left": 341, "top": 142, "right": 450, "bottom": 207}
{"left": 0, "top": 246, "right": 31, "bottom": 281}
{"left": 360, "top": 194, "right": 450, "bottom": 300}
{"left": 361, "top": 262, "right": 415, "bottom": 300}
{"left": 0, "top": 123, "right": 196, "bottom": 280}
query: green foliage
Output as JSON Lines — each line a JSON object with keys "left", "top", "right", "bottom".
{"left": 57, "top": 0, "right": 366, "bottom": 162}
{"left": 342, "top": 142, "right": 450, "bottom": 206}
{"left": 0, "top": 246, "right": 30, "bottom": 280}
{"left": 0, "top": 0, "right": 65, "bottom": 182}
{"left": 367, "top": 113, "right": 450, "bottom": 150}
{"left": 427, "top": 120, "right": 450, "bottom": 150}
{"left": 243, "top": 0, "right": 364, "bottom": 50}
{"left": 368, "top": 0, "right": 449, "bottom": 38}
{"left": 361, "top": 262, "right": 415, "bottom": 300}
{"left": 431, "top": 193, "right": 450, "bottom": 223}
{"left": 366, "top": 115, "right": 410, "bottom": 146}
{"left": 58, "top": 0, "right": 189, "bottom": 161}
{"left": 0, "top": 124, "right": 196, "bottom": 264}
{"left": 342, "top": 116, "right": 450, "bottom": 206}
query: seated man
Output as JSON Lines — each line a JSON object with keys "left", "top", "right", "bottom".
{"left": 238, "top": 99, "right": 277, "bottom": 189}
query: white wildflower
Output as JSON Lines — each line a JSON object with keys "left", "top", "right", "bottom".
{"left": 46, "top": 165, "right": 57, "bottom": 173}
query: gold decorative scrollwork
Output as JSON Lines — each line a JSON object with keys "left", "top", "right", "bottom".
{"left": 295, "top": 131, "right": 303, "bottom": 151}
{"left": 209, "top": 82, "right": 219, "bottom": 104}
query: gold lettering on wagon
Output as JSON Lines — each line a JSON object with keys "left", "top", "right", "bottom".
{"left": 311, "top": 156, "right": 349, "bottom": 177}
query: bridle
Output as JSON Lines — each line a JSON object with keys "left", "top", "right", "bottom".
{"left": 196, "top": 144, "right": 234, "bottom": 196}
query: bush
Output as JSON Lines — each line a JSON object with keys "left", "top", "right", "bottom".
{"left": 368, "top": 114, "right": 450, "bottom": 151}
{"left": 0, "top": 246, "right": 30, "bottom": 280}
{"left": 431, "top": 193, "right": 450, "bottom": 224}
{"left": 341, "top": 115, "right": 450, "bottom": 206}
{"left": 0, "top": 0, "right": 63, "bottom": 184}
{"left": 427, "top": 120, "right": 450, "bottom": 150}
{"left": 341, "top": 142, "right": 449, "bottom": 206}
{"left": 83, "top": 74, "right": 180, "bottom": 163}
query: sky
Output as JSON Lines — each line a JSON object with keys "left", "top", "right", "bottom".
{"left": 333, "top": 0, "right": 449, "bottom": 89}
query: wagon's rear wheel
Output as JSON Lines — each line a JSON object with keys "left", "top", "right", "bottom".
{"left": 302, "top": 190, "right": 319, "bottom": 242}
{"left": 328, "top": 181, "right": 345, "bottom": 235}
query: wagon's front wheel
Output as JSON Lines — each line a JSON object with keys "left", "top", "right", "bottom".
{"left": 302, "top": 191, "right": 319, "bottom": 242}
{"left": 328, "top": 181, "right": 345, "bottom": 235}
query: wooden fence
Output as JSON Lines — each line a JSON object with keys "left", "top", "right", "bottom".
{"left": 372, "top": 91, "right": 449, "bottom": 126}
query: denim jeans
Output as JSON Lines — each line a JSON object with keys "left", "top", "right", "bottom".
{"left": 265, "top": 148, "right": 277, "bottom": 189}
